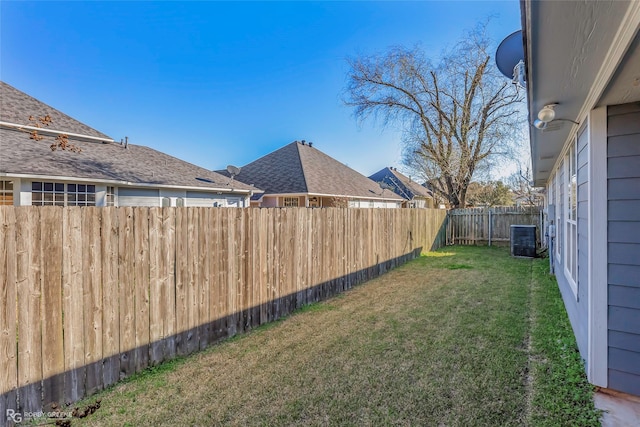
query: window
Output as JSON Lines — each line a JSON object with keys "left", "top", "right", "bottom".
{"left": 565, "top": 140, "right": 578, "bottom": 286}
{"left": 283, "top": 197, "right": 299, "bottom": 207}
{"left": 556, "top": 162, "right": 563, "bottom": 262}
{"left": 32, "top": 182, "right": 96, "bottom": 206}
{"left": 32, "top": 182, "right": 66, "bottom": 206}
{"left": 106, "top": 186, "right": 116, "bottom": 206}
{"left": 67, "top": 183, "right": 96, "bottom": 206}
{"left": 0, "top": 181, "right": 13, "bottom": 205}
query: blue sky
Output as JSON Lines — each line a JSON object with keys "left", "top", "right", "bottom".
{"left": 1, "top": 1, "right": 522, "bottom": 177}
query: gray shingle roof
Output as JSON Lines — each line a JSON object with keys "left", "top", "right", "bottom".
{"left": 368, "top": 167, "right": 432, "bottom": 200}
{"left": 0, "top": 81, "right": 112, "bottom": 140}
{"left": 0, "top": 82, "right": 257, "bottom": 192}
{"left": 219, "top": 141, "right": 403, "bottom": 201}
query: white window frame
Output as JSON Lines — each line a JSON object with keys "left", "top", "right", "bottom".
{"left": 31, "top": 181, "right": 97, "bottom": 207}
{"left": 283, "top": 197, "right": 299, "bottom": 207}
{"left": 556, "top": 161, "right": 563, "bottom": 263}
{"left": 0, "top": 180, "right": 14, "bottom": 205}
{"left": 106, "top": 186, "right": 117, "bottom": 207}
{"left": 564, "top": 138, "right": 578, "bottom": 296}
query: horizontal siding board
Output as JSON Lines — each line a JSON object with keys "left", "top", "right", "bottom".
{"left": 609, "top": 330, "right": 640, "bottom": 353}
{"left": 608, "top": 306, "right": 640, "bottom": 334}
{"left": 609, "top": 264, "right": 640, "bottom": 287}
{"left": 608, "top": 200, "right": 640, "bottom": 221}
{"left": 609, "top": 369, "right": 640, "bottom": 396}
{"left": 607, "top": 156, "right": 640, "bottom": 179}
{"left": 577, "top": 203, "right": 588, "bottom": 220}
{"left": 608, "top": 243, "right": 640, "bottom": 265}
{"left": 577, "top": 147, "right": 588, "bottom": 168}
{"left": 607, "top": 112, "right": 640, "bottom": 137}
{"left": 577, "top": 183, "right": 588, "bottom": 201}
{"left": 608, "top": 347, "right": 640, "bottom": 376}
{"left": 118, "top": 188, "right": 160, "bottom": 207}
{"left": 608, "top": 178, "right": 640, "bottom": 200}
{"left": 608, "top": 133, "right": 640, "bottom": 158}
{"left": 609, "top": 285, "right": 640, "bottom": 310}
{"left": 608, "top": 102, "right": 640, "bottom": 116}
{"left": 608, "top": 221, "right": 640, "bottom": 244}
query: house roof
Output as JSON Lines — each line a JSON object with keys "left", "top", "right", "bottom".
{"left": 521, "top": 1, "right": 640, "bottom": 186}
{"left": 368, "top": 167, "right": 432, "bottom": 201}
{"left": 0, "top": 81, "right": 258, "bottom": 193}
{"left": 0, "top": 81, "right": 113, "bottom": 141}
{"left": 218, "top": 141, "right": 403, "bottom": 201}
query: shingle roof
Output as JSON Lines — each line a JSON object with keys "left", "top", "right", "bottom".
{"left": 368, "top": 167, "right": 432, "bottom": 200}
{"left": 0, "top": 82, "right": 257, "bottom": 192}
{"left": 219, "top": 141, "right": 403, "bottom": 201}
{"left": 0, "top": 81, "right": 112, "bottom": 140}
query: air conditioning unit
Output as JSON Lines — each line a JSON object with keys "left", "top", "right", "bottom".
{"left": 511, "top": 225, "right": 537, "bottom": 258}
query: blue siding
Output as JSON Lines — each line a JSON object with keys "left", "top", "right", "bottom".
{"left": 552, "top": 124, "right": 590, "bottom": 361}
{"left": 607, "top": 102, "right": 640, "bottom": 396}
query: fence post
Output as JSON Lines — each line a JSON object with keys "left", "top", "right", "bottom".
{"left": 488, "top": 208, "right": 492, "bottom": 246}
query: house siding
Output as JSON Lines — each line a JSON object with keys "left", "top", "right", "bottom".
{"left": 553, "top": 124, "right": 590, "bottom": 361}
{"left": 118, "top": 187, "right": 161, "bottom": 207}
{"left": 607, "top": 102, "right": 640, "bottom": 396}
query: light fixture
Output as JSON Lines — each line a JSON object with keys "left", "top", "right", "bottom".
{"left": 533, "top": 119, "right": 548, "bottom": 129}
{"left": 538, "top": 104, "right": 557, "bottom": 122}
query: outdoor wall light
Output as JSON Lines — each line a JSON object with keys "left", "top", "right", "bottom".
{"left": 538, "top": 104, "right": 557, "bottom": 122}
{"left": 533, "top": 103, "right": 558, "bottom": 129}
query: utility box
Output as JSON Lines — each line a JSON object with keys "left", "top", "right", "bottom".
{"left": 511, "top": 225, "right": 537, "bottom": 258}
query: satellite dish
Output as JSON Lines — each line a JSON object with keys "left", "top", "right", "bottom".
{"left": 495, "top": 30, "right": 524, "bottom": 79}
{"left": 226, "top": 165, "right": 241, "bottom": 178}
{"left": 379, "top": 182, "right": 394, "bottom": 191}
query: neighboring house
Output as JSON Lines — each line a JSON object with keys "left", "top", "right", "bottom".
{"left": 0, "top": 81, "right": 259, "bottom": 207}
{"left": 218, "top": 141, "right": 403, "bottom": 208}
{"left": 521, "top": 1, "right": 640, "bottom": 396}
{"left": 368, "top": 167, "right": 433, "bottom": 208}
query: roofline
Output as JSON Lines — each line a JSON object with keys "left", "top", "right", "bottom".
{"left": 0, "top": 121, "right": 114, "bottom": 143}
{"left": 260, "top": 192, "right": 403, "bottom": 202}
{"left": 0, "top": 172, "right": 257, "bottom": 194}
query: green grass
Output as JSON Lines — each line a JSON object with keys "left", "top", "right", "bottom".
{"left": 63, "top": 246, "right": 598, "bottom": 426}
{"left": 529, "top": 259, "right": 602, "bottom": 426}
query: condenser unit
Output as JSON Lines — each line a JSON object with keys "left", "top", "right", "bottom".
{"left": 510, "top": 225, "right": 537, "bottom": 258}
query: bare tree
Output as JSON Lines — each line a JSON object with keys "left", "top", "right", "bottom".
{"left": 345, "top": 23, "right": 523, "bottom": 208}
{"left": 508, "top": 166, "right": 544, "bottom": 207}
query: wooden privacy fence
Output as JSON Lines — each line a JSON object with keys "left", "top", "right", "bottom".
{"left": 0, "top": 206, "right": 446, "bottom": 414}
{"left": 447, "top": 206, "right": 542, "bottom": 246}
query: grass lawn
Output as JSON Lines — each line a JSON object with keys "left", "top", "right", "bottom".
{"left": 65, "top": 246, "right": 600, "bottom": 426}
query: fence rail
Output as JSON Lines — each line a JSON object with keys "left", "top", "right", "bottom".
{"left": 447, "top": 206, "right": 542, "bottom": 246}
{"left": 0, "top": 206, "right": 446, "bottom": 414}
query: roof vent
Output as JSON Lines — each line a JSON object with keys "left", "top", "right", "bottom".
{"left": 308, "top": 141, "right": 313, "bottom": 147}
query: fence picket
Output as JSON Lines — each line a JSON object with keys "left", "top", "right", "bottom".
{"left": 0, "top": 206, "right": 447, "bottom": 412}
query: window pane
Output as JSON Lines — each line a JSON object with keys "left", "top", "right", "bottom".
{"left": 6, "top": 181, "right": 13, "bottom": 190}
{"left": 55, "top": 194, "right": 65, "bottom": 202}
{"left": 44, "top": 182, "right": 53, "bottom": 191}
{"left": 87, "top": 193, "right": 95, "bottom": 202}
{"left": 32, "top": 182, "right": 42, "bottom": 191}
{"left": 68, "top": 194, "right": 76, "bottom": 202}
{"left": 44, "top": 193, "right": 53, "bottom": 202}
{"left": 87, "top": 185, "right": 95, "bottom": 192}
{"left": 32, "top": 193, "right": 42, "bottom": 202}
{"left": 78, "top": 184, "right": 86, "bottom": 192}
{"left": 68, "top": 184, "right": 76, "bottom": 192}
{"left": 55, "top": 183, "right": 64, "bottom": 192}
{"left": 78, "top": 194, "right": 86, "bottom": 202}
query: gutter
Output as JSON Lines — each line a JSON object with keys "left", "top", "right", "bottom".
{"left": 0, "top": 121, "right": 114, "bottom": 143}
